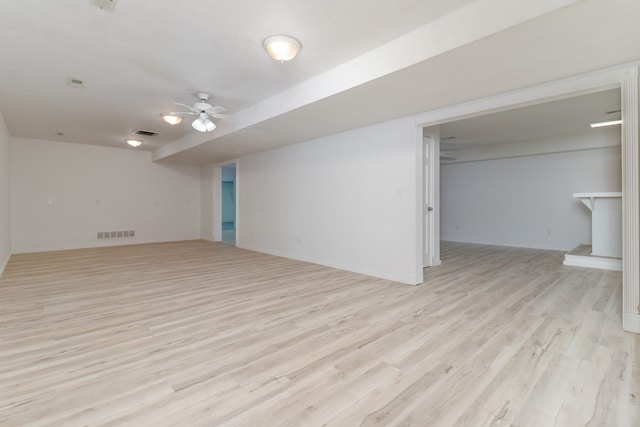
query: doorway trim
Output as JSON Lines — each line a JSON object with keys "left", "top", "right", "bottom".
{"left": 422, "top": 131, "right": 440, "bottom": 268}
{"left": 213, "top": 161, "right": 239, "bottom": 244}
{"left": 413, "top": 61, "right": 639, "bottom": 333}
{"left": 220, "top": 163, "right": 237, "bottom": 245}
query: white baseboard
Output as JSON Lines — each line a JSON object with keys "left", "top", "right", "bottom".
{"left": 237, "top": 242, "right": 417, "bottom": 285}
{"left": 11, "top": 236, "right": 202, "bottom": 255}
{"left": 623, "top": 312, "right": 640, "bottom": 334}
{"left": 563, "top": 254, "right": 622, "bottom": 271}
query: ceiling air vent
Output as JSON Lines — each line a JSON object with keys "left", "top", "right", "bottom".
{"left": 67, "top": 78, "right": 84, "bottom": 88}
{"left": 133, "top": 129, "right": 159, "bottom": 137}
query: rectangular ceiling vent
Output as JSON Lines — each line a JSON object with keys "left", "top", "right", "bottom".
{"left": 67, "top": 78, "right": 84, "bottom": 88}
{"left": 90, "top": 0, "right": 118, "bottom": 12}
{"left": 133, "top": 129, "right": 159, "bottom": 137}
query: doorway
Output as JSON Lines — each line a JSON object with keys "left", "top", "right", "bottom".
{"left": 437, "top": 89, "right": 622, "bottom": 255}
{"left": 221, "top": 163, "right": 236, "bottom": 245}
{"left": 414, "top": 66, "right": 639, "bottom": 333}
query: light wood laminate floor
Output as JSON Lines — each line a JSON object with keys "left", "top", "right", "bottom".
{"left": 1, "top": 240, "right": 638, "bottom": 426}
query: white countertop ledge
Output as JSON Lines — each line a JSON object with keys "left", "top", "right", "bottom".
{"left": 573, "top": 192, "right": 622, "bottom": 198}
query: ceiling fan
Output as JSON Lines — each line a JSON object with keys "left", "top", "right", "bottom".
{"left": 162, "top": 93, "right": 232, "bottom": 132}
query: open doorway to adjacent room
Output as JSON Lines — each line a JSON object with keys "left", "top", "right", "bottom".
{"left": 221, "top": 163, "right": 236, "bottom": 245}
{"left": 436, "top": 88, "right": 622, "bottom": 268}
{"left": 415, "top": 67, "right": 638, "bottom": 333}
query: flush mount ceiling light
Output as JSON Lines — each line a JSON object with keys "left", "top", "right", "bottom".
{"left": 263, "top": 35, "right": 301, "bottom": 62}
{"left": 590, "top": 119, "right": 623, "bottom": 128}
{"left": 192, "top": 112, "right": 216, "bottom": 132}
{"left": 161, "top": 114, "right": 183, "bottom": 125}
{"left": 126, "top": 139, "right": 143, "bottom": 147}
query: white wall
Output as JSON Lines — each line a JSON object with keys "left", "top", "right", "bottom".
{"left": 441, "top": 135, "right": 621, "bottom": 250}
{"left": 237, "top": 118, "right": 419, "bottom": 284}
{"left": 0, "top": 113, "right": 11, "bottom": 275}
{"left": 11, "top": 138, "right": 201, "bottom": 253}
{"left": 200, "top": 164, "right": 214, "bottom": 241}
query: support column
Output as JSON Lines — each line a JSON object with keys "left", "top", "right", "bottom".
{"left": 621, "top": 67, "right": 640, "bottom": 333}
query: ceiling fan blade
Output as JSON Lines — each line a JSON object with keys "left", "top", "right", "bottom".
{"left": 165, "top": 111, "right": 197, "bottom": 116}
{"left": 209, "top": 113, "right": 233, "bottom": 120}
{"left": 209, "top": 105, "right": 226, "bottom": 113}
{"left": 175, "top": 102, "right": 198, "bottom": 113}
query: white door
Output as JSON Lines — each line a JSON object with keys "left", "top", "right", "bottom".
{"left": 423, "top": 136, "right": 433, "bottom": 267}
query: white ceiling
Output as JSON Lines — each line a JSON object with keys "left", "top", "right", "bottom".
{"left": 440, "top": 88, "right": 621, "bottom": 149}
{"left": 1, "top": 0, "right": 639, "bottom": 165}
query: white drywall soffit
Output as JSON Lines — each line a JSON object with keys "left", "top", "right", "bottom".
{"left": 442, "top": 128, "right": 620, "bottom": 164}
{"left": 414, "top": 67, "right": 626, "bottom": 130}
{"left": 153, "top": 0, "right": 579, "bottom": 162}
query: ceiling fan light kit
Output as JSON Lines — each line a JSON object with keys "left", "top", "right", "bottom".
{"left": 164, "top": 93, "right": 229, "bottom": 133}
{"left": 263, "top": 35, "right": 301, "bottom": 62}
{"left": 192, "top": 113, "right": 216, "bottom": 132}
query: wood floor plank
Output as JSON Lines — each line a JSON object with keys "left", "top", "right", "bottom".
{"left": 1, "top": 240, "right": 638, "bottom": 426}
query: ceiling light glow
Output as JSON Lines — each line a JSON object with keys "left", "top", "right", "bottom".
{"left": 161, "top": 114, "right": 182, "bottom": 125}
{"left": 590, "top": 119, "right": 622, "bottom": 128}
{"left": 126, "top": 139, "right": 143, "bottom": 147}
{"left": 263, "top": 35, "right": 301, "bottom": 62}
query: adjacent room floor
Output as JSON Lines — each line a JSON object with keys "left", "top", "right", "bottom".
{"left": 0, "top": 241, "right": 638, "bottom": 426}
{"left": 221, "top": 221, "right": 236, "bottom": 245}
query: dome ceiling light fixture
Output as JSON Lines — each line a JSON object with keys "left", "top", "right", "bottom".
{"left": 161, "top": 114, "right": 182, "bottom": 125}
{"left": 126, "top": 138, "right": 143, "bottom": 147}
{"left": 263, "top": 34, "right": 301, "bottom": 62}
